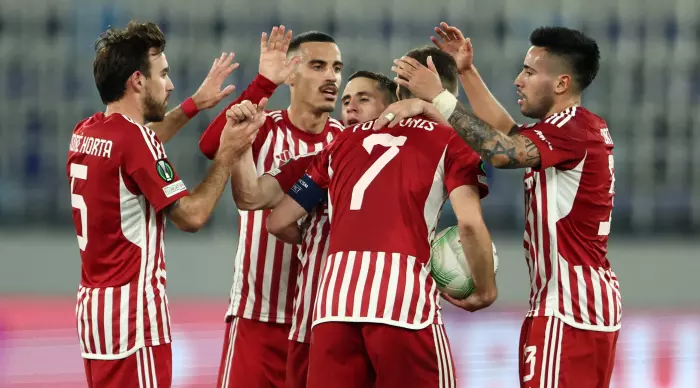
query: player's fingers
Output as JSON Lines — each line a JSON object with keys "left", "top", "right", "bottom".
{"left": 274, "top": 25, "right": 285, "bottom": 51}
{"left": 443, "top": 23, "right": 464, "bottom": 40}
{"left": 218, "top": 85, "right": 236, "bottom": 99}
{"left": 465, "top": 37, "right": 473, "bottom": 51}
{"left": 281, "top": 29, "right": 293, "bottom": 52}
{"left": 391, "top": 66, "right": 411, "bottom": 80}
{"left": 261, "top": 32, "right": 268, "bottom": 52}
{"left": 239, "top": 101, "right": 257, "bottom": 117}
{"left": 426, "top": 56, "right": 438, "bottom": 74}
{"left": 228, "top": 106, "right": 246, "bottom": 121}
{"left": 435, "top": 26, "right": 451, "bottom": 42}
{"left": 372, "top": 109, "right": 393, "bottom": 129}
{"left": 269, "top": 26, "right": 279, "bottom": 47}
{"left": 398, "top": 56, "right": 421, "bottom": 70}
{"left": 257, "top": 97, "right": 269, "bottom": 112}
{"left": 430, "top": 36, "right": 445, "bottom": 51}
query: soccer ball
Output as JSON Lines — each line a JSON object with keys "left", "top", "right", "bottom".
{"left": 429, "top": 226, "right": 499, "bottom": 299}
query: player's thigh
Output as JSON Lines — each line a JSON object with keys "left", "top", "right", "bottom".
{"left": 557, "top": 326, "right": 620, "bottom": 388}
{"left": 519, "top": 316, "right": 619, "bottom": 388}
{"left": 218, "top": 317, "right": 290, "bottom": 388}
{"left": 363, "top": 323, "right": 456, "bottom": 388}
{"left": 84, "top": 345, "right": 172, "bottom": 388}
{"left": 285, "top": 340, "right": 310, "bottom": 388}
{"left": 307, "top": 322, "right": 373, "bottom": 388}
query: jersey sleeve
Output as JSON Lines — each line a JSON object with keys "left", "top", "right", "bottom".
{"left": 122, "top": 125, "right": 189, "bottom": 212}
{"left": 198, "top": 74, "right": 278, "bottom": 160}
{"left": 264, "top": 152, "right": 319, "bottom": 192}
{"left": 519, "top": 121, "right": 586, "bottom": 170}
{"left": 444, "top": 134, "right": 489, "bottom": 198}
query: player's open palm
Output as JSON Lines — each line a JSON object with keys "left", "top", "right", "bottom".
{"left": 219, "top": 98, "right": 269, "bottom": 159}
{"left": 192, "top": 52, "right": 239, "bottom": 109}
{"left": 392, "top": 56, "right": 445, "bottom": 102}
{"left": 259, "top": 25, "right": 302, "bottom": 85}
{"left": 431, "top": 22, "right": 473, "bottom": 74}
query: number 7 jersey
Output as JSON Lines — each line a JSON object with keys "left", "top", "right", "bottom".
{"left": 518, "top": 106, "right": 622, "bottom": 332}
{"left": 298, "top": 117, "right": 488, "bottom": 329}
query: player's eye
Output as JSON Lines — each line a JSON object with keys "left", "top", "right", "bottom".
{"left": 360, "top": 97, "right": 370, "bottom": 103}
{"left": 334, "top": 66, "right": 342, "bottom": 73}
{"left": 312, "top": 65, "right": 323, "bottom": 70}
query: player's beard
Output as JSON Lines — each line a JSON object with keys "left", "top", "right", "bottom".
{"left": 143, "top": 88, "right": 168, "bottom": 123}
{"left": 523, "top": 92, "right": 555, "bottom": 120}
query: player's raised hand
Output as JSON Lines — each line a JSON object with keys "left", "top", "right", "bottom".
{"left": 392, "top": 56, "right": 445, "bottom": 102}
{"left": 192, "top": 52, "right": 240, "bottom": 110}
{"left": 218, "top": 98, "right": 269, "bottom": 159}
{"left": 431, "top": 22, "right": 473, "bottom": 74}
{"left": 373, "top": 98, "right": 447, "bottom": 130}
{"left": 441, "top": 289, "right": 497, "bottom": 313}
{"left": 259, "top": 25, "right": 302, "bottom": 85}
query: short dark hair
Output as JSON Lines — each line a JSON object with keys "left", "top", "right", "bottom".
{"left": 93, "top": 21, "right": 166, "bottom": 105}
{"left": 288, "top": 31, "right": 335, "bottom": 53}
{"left": 348, "top": 71, "right": 398, "bottom": 105}
{"left": 399, "top": 46, "right": 458, "bottom": 100}
{"left": 529, "top": 26, "right": 600, "bottom": 92}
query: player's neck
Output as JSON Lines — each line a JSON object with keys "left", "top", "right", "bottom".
{"left": 286, "top": 104, "right": 329, "bottom": 134}
{"left": 105, "top": 98, "right": 144, "bottom": 125}
{"left": 544, "top": 96, "right": 581, "bottom": 119}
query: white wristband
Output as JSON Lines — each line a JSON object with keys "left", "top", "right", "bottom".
{"left": 431, "top": 90, "right": 458, "bottom": 119}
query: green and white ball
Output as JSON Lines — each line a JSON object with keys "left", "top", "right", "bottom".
{"left": 429, "top": 226, "right": 499, "bottom": 299}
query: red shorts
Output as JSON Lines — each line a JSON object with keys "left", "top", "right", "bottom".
{"left": 216, "top": 317, "right": 291, "bottom": 388}
{"left": 83, "top": 344, "right": 172, "bottom": 388}
{"left": 286, "top": 341, "right": 310, "bottom": 388}
{"left": 307, "top": 322, "right": 456, "bottom": 388}
{"left": 519, "top": 316, "right": 619, "bottom": 388}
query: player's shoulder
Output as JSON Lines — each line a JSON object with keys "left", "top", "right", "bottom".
{"left": 326, "top": 117, "right": 344, "bottom": 133}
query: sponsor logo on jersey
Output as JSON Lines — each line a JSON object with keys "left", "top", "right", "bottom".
{"left": 156, "top": 159, "right": 175, "bottom": 182}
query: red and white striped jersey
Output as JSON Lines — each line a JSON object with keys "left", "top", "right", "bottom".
{"left": 297, "top": 117, "right": 488, "bottom": 330}
{"left": 519, "top": 106, "right": 622, "bottom": 332}
{"left": 266, "top": 153, "right": 330, "bottom": 342}
{"left": 228, "top": 110, "right": 342, "bottom": 323}
{"left": 67, "top": 113, "right": 188, "bottom": 359}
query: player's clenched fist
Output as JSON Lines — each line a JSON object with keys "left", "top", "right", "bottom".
{"left": 218, "top": 98, "right": 269, "bottom": 159}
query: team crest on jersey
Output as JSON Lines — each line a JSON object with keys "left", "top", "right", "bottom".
{"left": 156, "top": 159, "right": 175, "bottom": 182}
{"left": 275, "top": 150, "right": 292, "bottom": 165}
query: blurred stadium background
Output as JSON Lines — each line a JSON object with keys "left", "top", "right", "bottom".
{"left": 1, "top": 0, "right": 699, "bottom": 386}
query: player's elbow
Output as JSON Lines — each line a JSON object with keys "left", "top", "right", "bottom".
{"left": 456, "top": 213, "right": 484, "bottom": 236}
{"left": 233, "top": 196, "right": 261, "bottom": 211}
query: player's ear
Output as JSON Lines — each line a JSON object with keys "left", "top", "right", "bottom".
{"left": 554, "top": 74, "right": 571, "bottom": 95}
{"left": 128, "top": 70, "right": 145, "bottom": 93}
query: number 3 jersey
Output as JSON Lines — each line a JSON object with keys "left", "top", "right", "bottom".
{"left": 66, "top": 113, "right": 189, "bottom": 359}
{"left": 518, "top": 106, "right": 622, "bottom": 332}
{"left": 292, "top": 117, "right": 488, "bottom": 330}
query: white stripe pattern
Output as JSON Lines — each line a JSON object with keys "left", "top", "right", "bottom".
{"left": 226, "top": 109, "right": 341, "bottom": 326}
{"left": 313, "top": 251, "right": 440, "bottom": 330}
{"left": 220, "top": 318, "right": 240, "bottom": 388}
{"left": 432, "top": 324, "right": 456, "bottom": 388}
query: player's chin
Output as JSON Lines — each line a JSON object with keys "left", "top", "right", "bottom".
{"left": 317, "top": 102, "right": 336, "bottom": 113}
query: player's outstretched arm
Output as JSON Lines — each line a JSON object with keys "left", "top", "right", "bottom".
{"left": 374, "top": 99, "right": 540, "bottom": 169}
{"left": 148, "top": 52, "right": 239, "bottom": 143}
{"left": 266, "top": 195, "right": 308, "bottom": 244}
{"left": 431, "top": 22, "right": 516, "bottom": 133}
{"left": 443, "top": 185, "right": 497, "bottom": 312}
{"left": 167, "top": 99, "right": 266, "bottom": 232}
{"left": 231, "top": 151, "right": 284, "bottom": 210}
{"left": 199, "top": 26, "right": 301, "bottom": 159}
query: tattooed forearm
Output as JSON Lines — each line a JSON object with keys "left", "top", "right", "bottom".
{"left": 447, "top": 102, "right": 541, "bottom": 169}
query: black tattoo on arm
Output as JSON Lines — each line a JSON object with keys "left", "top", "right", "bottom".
{"left": 447, "top": 102, "right": 541, "bottom": 169}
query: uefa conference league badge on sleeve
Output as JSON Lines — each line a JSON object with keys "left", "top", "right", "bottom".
{"left": 478, "top": 161, "right": 488, "bottom": 186}
{"left": 156, "top": 159, "right": 187, "bottom": 198}
{"left": 156, "top": 159, "right": 175, "bottom": 182}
